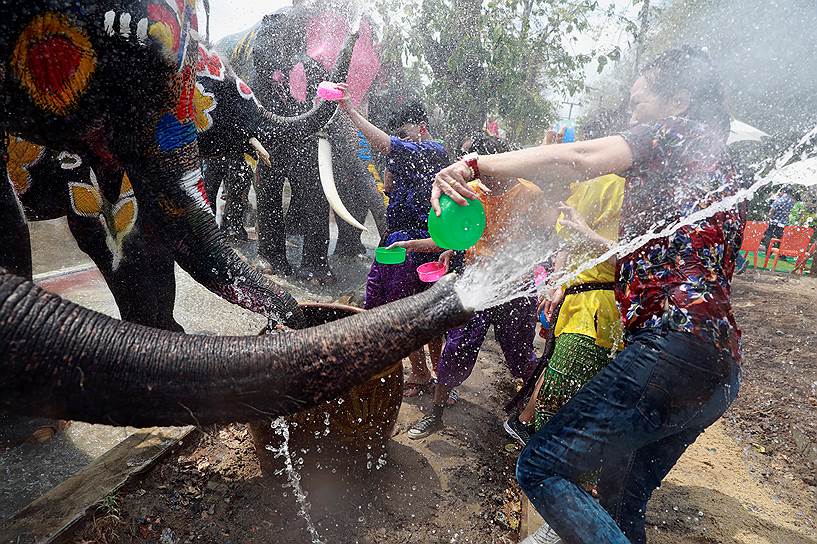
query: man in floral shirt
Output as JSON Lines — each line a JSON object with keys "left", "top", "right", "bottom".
{"left": 432, "top": 47, "right": 743, "bottom": 544}
{"left": 617, "top": 116, "right": 744, "bottom": 362}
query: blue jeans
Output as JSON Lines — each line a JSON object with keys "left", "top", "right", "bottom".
{"left": 516, "top": 330, "right": 740, "bottom": 544}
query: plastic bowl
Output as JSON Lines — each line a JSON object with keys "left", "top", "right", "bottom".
{"left": 427, "top": 195, "right": 486, "bottom": 250}
{"left": 417, "top": 261, "right": 448, "bottom": 283}
{"left": 317, "top": 81, "right": 344, "bottom": 101}
{"left": 375, "top": 246, "right": 406, "bottom": 265}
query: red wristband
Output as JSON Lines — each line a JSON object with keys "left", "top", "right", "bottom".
{"left": 462, "top": 153, "right": 480, "bottom": 181}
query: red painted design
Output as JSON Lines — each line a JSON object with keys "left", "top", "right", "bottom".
{"left": 196, "top": 177, "right": 210, "bottom": 206}
{"left": 196, "top": 45, "right": 224, "bottom": 80}
{"left": 236, "top": 78, "right": 254, "bottom": 100}
{"left": 176, "top": 64, "right": 195, "bottom": 122}
{"left": 28, "top": 36, "right": 81, "bottom": 96}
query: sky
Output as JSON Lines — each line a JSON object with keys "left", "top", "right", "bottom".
{"left": 207, "top": 0, "right": 290, "bottom": 41}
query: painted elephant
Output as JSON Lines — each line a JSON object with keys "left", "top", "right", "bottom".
{"left": 0, "top": 1, "right": 471, "bottom": 428}
{"left": 215, "top": 5, "right": 387, "bottom": 282}
{"left": 5, "top": 35, "right": 354, "bottom": 331}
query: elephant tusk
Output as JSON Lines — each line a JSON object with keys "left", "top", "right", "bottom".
{"left": 317, "top": 136, "right": 367, "bottom": 231}
{"left": 249, "top": 137, "right": 272, "bottom": 167}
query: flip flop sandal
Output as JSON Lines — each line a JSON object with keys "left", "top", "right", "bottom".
{"left": 403, "top": 380, "right": 434, "bottom": 398}
{"left": 446, "top": 388, "right": 460, "bottom": 406}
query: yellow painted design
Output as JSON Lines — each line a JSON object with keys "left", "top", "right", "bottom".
{"left": 113, "top": 200, "right": 136, "bottom": 234}
{"left": 192, "top": 82, "right": 215, "bottom": 132}
{"left": 120, "top": 172, "right": 133, "bottom": 195}
{"left": 243, "top": 153, "right": 258, "bottom": 173}
{"left": 148, "top": 22, "right": 174, "bottom": 52}
{"left": 68, "top": 170, "right": 138, "bottom": 271}
{"left": 6, "top": 136, "right": 44, "bottom": 194}
{"left": 69, "top": 182, "right": 103, "bottom": 216}
{"left": 11, "top": 13, "right": 96, "bottom": 116}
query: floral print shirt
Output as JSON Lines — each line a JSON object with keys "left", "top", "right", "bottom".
{"left": 617, "top": 117, "right": 744, "bottom": 361}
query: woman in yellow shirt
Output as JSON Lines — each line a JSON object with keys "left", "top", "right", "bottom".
{"left": 504, "top": 173, "right": 625, "bottom": 441}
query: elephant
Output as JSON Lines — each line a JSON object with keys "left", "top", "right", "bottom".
{"left": 5, "top": 35, "right": 355, "bottom": 331}
{"left": 0, "top": 1, "right": 471, "bottom": 429}
{"left": 214, "top": 4, "right": 387, "bottom": 283}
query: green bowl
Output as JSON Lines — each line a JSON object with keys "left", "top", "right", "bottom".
{"left": 428, "top": 195, "right": 486, "bottom": 250}
{"left": 375, "top": 246, "right": 407, "bottom": 265}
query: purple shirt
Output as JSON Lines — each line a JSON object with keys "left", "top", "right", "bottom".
{"left": 386, "top": 136, "right": 449, "bottom": 232}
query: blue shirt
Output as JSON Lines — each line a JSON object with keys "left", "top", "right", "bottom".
{"left": 386, "top": 136, "right": 449, "bottom": 232}
{"left": 770, "top": 194, "right": 795, "bottom": 226}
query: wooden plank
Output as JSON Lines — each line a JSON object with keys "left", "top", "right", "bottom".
{"left": 519, "top": 495, "right": 545, "bottom": 542}
{"left": 0, "top": 426, "right": 193, "bottom": 544}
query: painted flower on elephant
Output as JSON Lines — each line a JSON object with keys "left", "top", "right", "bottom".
{"left": 147, "top": 0, "right": 198, "bottom": 70}
{"left": 193, "top": 82, "right": 216, "bottom": 132}
{"left": 236, "top": 78, "right": 256, "bottom": 101}
{"left": 6, "top": 137, "right": 44, "bottom": 195}
{"left": 196, "top": 45, "right": 224, "bottom": 81}
{"left": 68, "top": 170, "right": 138, "bottom": 271}
{"left": 11, "top": 13, "right": 96, "bottom": 116}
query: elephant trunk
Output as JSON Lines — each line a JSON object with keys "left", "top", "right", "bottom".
{"left": 0, "top": 272, "right": 470, "bottom": 427}
{"left": 255, "top": 31, "right": 357, "bottom": 141}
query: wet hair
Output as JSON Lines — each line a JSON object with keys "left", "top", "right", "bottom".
{"left": 461, "top": 131, "right": 511, "bottom": 156}
{"left": 387, "top": 100, "right": 428, "bottom": 133}
{"left": 641, "top": 46, "right": 731, "bottom": 137}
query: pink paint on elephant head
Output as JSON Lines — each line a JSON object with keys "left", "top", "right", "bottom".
{"left": 305, "top": 14, "right": 381, "bottom": 107}
{"left": 289, "top": 62, "right": 308, "bottom": 103}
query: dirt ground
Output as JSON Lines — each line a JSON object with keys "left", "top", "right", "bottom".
{"left": 57, "top": 270, "right": 817, "bottom": 544}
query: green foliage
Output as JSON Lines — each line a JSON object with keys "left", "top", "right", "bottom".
{"left": 373, "top": 0, "right": 627, "bottom": 146}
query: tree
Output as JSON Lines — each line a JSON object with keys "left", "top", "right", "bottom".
{"left": 372, "top": 0, "right": 630, "bottom": 146}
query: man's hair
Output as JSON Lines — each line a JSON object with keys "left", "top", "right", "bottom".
{"left": 463, "top": 131, "right": 511, "bottom": 155}
{"left": 387, "top": 100, "right": 428, "bottom": 133}
{"left": 642, "top": 46, "right": 731, "bottom": 138}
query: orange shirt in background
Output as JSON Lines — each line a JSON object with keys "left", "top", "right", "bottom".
{"left": 465, "top": 179, "right": 545, "bottom": 264}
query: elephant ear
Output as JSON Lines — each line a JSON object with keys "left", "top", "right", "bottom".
{"left": 68, "top": 179, "right": 103, "bottom": 217}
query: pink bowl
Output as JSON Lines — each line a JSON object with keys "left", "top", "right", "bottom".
{"left": 417, "top": 261, "right": 448, "bottom": 283}
{"left": 317, "top": 81, "right": 344, "bottom": 101}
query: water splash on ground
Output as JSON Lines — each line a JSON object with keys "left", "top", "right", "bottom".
{"left": 266, "top": 417, "right": 324, "bottom": 544}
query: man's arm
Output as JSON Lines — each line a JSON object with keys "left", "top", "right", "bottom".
{"left": 336, "top": 83, "right": 392, "bottom": 154}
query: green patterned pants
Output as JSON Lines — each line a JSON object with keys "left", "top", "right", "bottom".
{"left": 535, "top": 333, "right": 614, "bottom": 430}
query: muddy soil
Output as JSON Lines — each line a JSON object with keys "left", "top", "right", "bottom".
{"left": 54, "top": 273, "right": 817, "bottom": 544}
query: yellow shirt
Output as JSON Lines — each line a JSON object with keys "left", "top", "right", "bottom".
{"left": 465, "top": 179, "right": 545, "bottom": 263}
{"left": 554, "top": 174, "right": 625, "bottom": 349}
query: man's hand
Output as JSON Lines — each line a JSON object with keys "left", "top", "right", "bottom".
{"left": 431, "top": 161, "right": 479, "bottom": 216}
{"left": 537, "top": 287, "right": 564, "bottom": 321}
{"left": 438, "top": 250, "right": 454, "bottom": 270}
{"left": 335, "top": 82, "right": 353, "bottom": 112}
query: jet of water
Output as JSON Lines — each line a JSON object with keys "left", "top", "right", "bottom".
{"left": 454, "top": 155, "right": 817, "bottom": 312}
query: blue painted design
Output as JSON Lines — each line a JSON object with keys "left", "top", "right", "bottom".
{"left": 156, "top": 113, "right": 197, "bottom": 151}
{"left": 357, "top": 129, "right": 372, "bottom": 161}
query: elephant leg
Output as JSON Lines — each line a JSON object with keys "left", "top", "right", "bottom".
{"left": 255, "top": 160, "right": 293, "bottom": 276}
{"left": 0, "top": 139, "right": 33, "bottom": 279}
{"left": 291, "top": 143, "right": 335, "bottom": 284}
{"left": 334, "top": 172, "right": 370, "bottom": 258}
{"left": 66, "top": 205, "right": 183, "bottom": 332}
{"left": 220, "top": 159, "right": 252, "bottom": 243}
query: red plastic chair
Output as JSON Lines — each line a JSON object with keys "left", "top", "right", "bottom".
{"left": 740, "top": 221, "right": 768, "bottom": 268}
{"left": 793, "top": 242, "right": 816, "bottom": 276}
{"left": 763, "top": 226, "right": 815, "bottom": 272}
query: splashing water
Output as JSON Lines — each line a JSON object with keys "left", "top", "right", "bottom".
{"left": 266, "top": 417, "right": 324, "bottom": 544}
{"left": 455, "top": 156, "right": 817, "bottom": 311}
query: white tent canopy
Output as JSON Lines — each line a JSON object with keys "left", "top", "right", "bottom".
{"left": 728, "top": 119, "right": 769, "bottom": 145}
